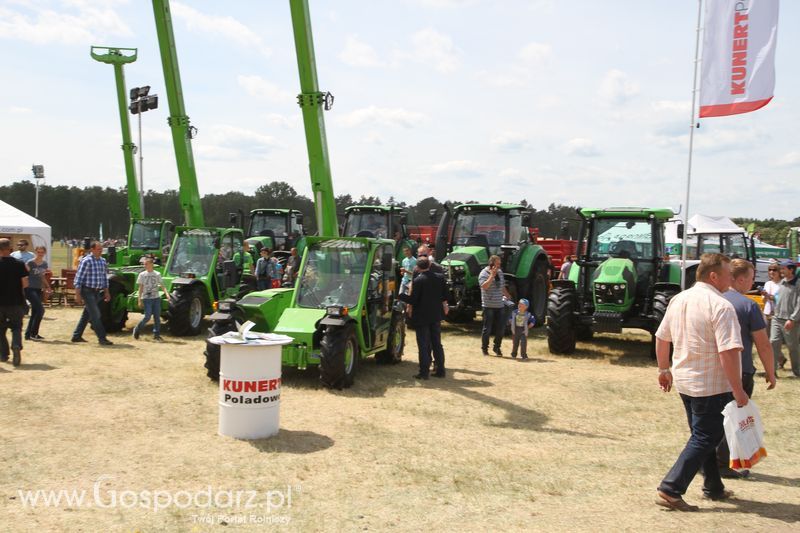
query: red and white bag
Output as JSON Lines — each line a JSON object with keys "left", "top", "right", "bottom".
{"left": 722, "top": 399, "right": 767, "bottom": 469}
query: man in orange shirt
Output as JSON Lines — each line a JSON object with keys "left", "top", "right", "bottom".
{"left": 653, "top": 253, "right": 747, "bottom": 511}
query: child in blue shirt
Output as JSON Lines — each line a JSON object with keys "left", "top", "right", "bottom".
{"left": 509, "top": 298, "right": 536, "bottom": 360}
{"left": 399, "top": 245, "right": 416, "bottom": 295}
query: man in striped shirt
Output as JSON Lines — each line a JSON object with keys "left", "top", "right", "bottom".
{"left": 479, "top": 255, "right": 511, "bottom": 356}
{"left": 653, "top": 253, "right": 747, "bottom": 511}
{"left": 71, "top": 242, "right": 113, "bottom": 345}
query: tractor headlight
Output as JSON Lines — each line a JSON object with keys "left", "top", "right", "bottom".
{"left": 326, "top": 305, "right": 348, "bottom": 317}
{"left": 218, "top": 300, "right": 233, "bottom": 312}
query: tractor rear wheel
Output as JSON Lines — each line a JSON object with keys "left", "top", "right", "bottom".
{"left": 651, "top": 288, "right": 678, "bottom": 359}
{"left": 445, "top": 309, "right": 475, "bottom": 324}
{"left": 528, "top": 259, "right": 549, "bottom": 326}
{"left": 169, "top": 286, "right": 205, "bottom": 336}
{"left": 204, "top": 320, "right": 236, "bottom": 381}
{"left": 376, "top": 311, "right": 405, "bottom": 364}
{"left": 546, "top": 285, "right": 577, "bottom": 354}
{"left": 100, "top": 280, "right": 129, "bottom": 333}
{"left": 319, "top": 324, "right": 358, "bottom": 389}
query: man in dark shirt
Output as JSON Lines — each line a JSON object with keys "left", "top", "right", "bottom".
{"left": 0, "top": 238, "right": 29, "bottom": 366}
{"left": 717, "top": 259, "right": 776, "bottom": 478}
{"left": 398, "top": 257, "right": 448, "bottom": 379}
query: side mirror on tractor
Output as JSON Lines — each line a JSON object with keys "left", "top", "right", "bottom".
{"left": 229, "top": 213, "right": 238, "bottom": 227}
{"left": 428, "top": 209, "right": 438, "bottom": 223}
{"left": 677, "top": 223, "right": 684, "bottom": 239}
{"left": 296, "top": 213, "right": 304, "bottom": 227}
{"left": 521, "top": 212, "right": 532, "bottom": 227}
{"left": 398, "top": 213, "right": 408, "bottom": 226}
{"left": 382, "top": 252, "right": 394, "bottom": 272}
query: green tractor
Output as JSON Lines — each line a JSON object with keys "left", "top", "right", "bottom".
{"left": 205, "top": 236, "right": 405, "bottom": 386}
{"left": 245, "top": 208, "right": 306, "bottom": 254}
{"left": 433, "top": 203, "right": 551, "bottom": 325}
{"left": 128, "top": 226, "right": 255, "bottom": 336}
{"left": 546, "top": 207, "right": 682, "bottom": 355}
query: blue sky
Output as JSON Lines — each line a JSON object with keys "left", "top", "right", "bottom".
{"left": 1, "top": 0, "right": 798, "bottom": 219}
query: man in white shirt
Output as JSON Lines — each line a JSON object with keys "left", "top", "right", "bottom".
{"left": 653, "top": 253, "right": 747, "bottom": 511}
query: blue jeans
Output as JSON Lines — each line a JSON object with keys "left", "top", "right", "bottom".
{"left": 24, "top": 288, "right": 45, "bottom": 337}
{"left": 72, "top": 288, "right": 107, "bottom": 341}
{"left": 415, "top": 321, "right": 445, "bottom": 376}
{"left": 137, "top": 298, "right": 162, "bottom": 335}
{"left": 658, "top": 392, "right": 730, "bottom": 498}
{"left": 0, "top": 305, "right": 25, "bottom": 357}
{"left": 256, "top": 278, "right": 271, "bottom": 291}
{"left": 481, "top": 307, "right": 505, "bottom": 351}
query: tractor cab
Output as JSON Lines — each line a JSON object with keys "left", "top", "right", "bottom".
{"left": 547, "top": 207, "right": 681, "bottom": 355}
{"left": 342, "top": 205, "right": 417, "bottom": 261}
{"left": 247, "top": 209, "right": 305, "bottom": 253}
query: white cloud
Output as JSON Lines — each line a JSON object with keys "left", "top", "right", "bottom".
{"left": 491, "top": 132, "right": 531, "bottom": 152}
{"left": 171, "top": 1, "right": 271, "bottom": 57}
{"left": 598, "top": 69, "right": 640, "bottom": 106}
{"left": 237, "top": 75, "right": 293, "bottom": 104}
{"left": 0, "top": 2, "right": 131, "bottom": 45}
{"left": 430, "top": 160, "right": 483, "bottom": 177}
{"left": 499, "top": 168, "right": 521, "bottom": 178}
{"left": 651, "top": 100, "right": 691, "bottom": 113}
{"left": 406, "top": 28, "right": 461, "bottom": 73}
{"left": 194, "top": 124, "right": 282, "bottom": 161}
{"left": 773, "top": 151, "right": 800, "bottom": 168}
{"left": 409, "top": 0, "right": 479, "bottom": 8}
{"left": 339, "top": 35, "right": 382, "bottom": 68}
{"left": 518, "top": 42, "right": 552, "bottom": 65}
{"left": 264, "top": 113, "right": 300, "bottom": 129}
{"left": 7, "top": 106, "right": 32, "bottom": 114}
{"left": 337, "top": 106, "right": 427, "bottom": 128}
{"left": 563, "top": 138, "right": 600, "bottom": 157}
{"left": 363, "top": 131, "right": 385, "bottom": 145}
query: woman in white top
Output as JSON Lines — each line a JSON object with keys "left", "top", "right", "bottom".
{"left": 761, "top": 264, "right": 782, "bottom": 319}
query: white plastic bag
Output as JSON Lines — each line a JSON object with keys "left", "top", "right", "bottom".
{"left": 722, "top": 399, "right": 767, "bottom": 469}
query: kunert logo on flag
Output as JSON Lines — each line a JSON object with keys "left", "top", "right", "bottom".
{"left": 699, "top": 0, "right": 779, "bottom": 118}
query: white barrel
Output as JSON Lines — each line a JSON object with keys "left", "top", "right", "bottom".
{"left": 217, "top": 342, "right": 288, "bottom": 440}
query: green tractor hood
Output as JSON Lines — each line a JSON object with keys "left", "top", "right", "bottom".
{"left": 441, "top": 246, "right": 489, "bottom": 276}
{"left": 592, "top": 257, "right": 637, "bottom": 312}
{"left": 273, "top": 307, "right": 327, "bottom": 370}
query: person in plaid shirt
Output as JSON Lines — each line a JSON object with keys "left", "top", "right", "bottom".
{"left": 71, "top": 242, "right": 113, "bottom": 345}
{"left": 653, "top": 253, "right": 746, "bottom": 511}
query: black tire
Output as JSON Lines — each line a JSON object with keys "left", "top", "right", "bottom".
{"left": 445, "top": 309, "right": 476, "bottom": 324}
{"left": 169, "top": 285, "right": 205, "bottom": 336}
{"left": 376, "top": 311, "right": 405, "bottom": 364}
{"left": 651, "top": 289, "right": 678, "bottom": 359}
{"left": 100, "top": 280, "right": 129, "bottom": 333}
{"left": 319, "top": 324, "right": 358, "bottom": 389}
{"left": 203, "top": 320, "right": 236, "bottom": 381}
{"left": 528, "top": 259, "right": 549, "bottom": 326}
{"left": 546, "top": 285, "right": 577, "bottom": 354}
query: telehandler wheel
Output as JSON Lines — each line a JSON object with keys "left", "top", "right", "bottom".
{"left": 546, "top": 285, "right": 577, "bottom": 354}
{"left": 169, "top": 286, "right": 205, "bottom": 336}
{"left": 100, "top": 280, "right": 129, "bottom": 333}
{"left": 377, "top": 311, "right": 405, "bottom": 364}
{"left": 203, "top": 320, "right": 237, "bottom": 381}
{"left": 319, "top": 324, "right": 358, "bottom": 389}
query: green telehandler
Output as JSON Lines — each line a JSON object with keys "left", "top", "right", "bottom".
{"left": 433, "top": 203, "right": 551, "bottom": 325}
{"left": 204, "top": 0, "right": 406, "bottom": 387}
{"left": 90, "top": 46, "right": 175, "bottom": 332}
{"left": 546, "top": 207, "right": 682, "bottom": 355}
{"left": 342, "top": 204, "right": 418, "bottom": 261}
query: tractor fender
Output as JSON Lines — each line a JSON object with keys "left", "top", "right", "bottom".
{"left": 171, "top": 277, "right": 202, "bottom": 288}
{"left": 654, "top": 281, "right": 681, "bottom": 294}
{"left": 551, "top": 279, "right": 577, "bottom": 290}
{"left": 513, "top": 244, "right": 549, "bottom": 279}
{"left": 320, "top": 316, "right": 355, "bottom": 327}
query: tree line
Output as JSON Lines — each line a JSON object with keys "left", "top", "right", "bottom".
{"left": 2, "top": 179, "right": 795, "bottom": 246}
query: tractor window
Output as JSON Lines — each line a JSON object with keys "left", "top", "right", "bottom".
{"left": 129, "top": 221, "right": 162, "bottom": 249}
{"left": 250, "top": 213, "right": 288, "bottom": 238}
{"left": 508, "top": 210, "right": 525, "bottom": 243}
{"left": 167, "top": 229, "right": 217, "bottom": 277}
{"left": 723, "top": 234, "right": 748, "bottom": 258}
{"left": 296, "top": 242, "right": 369, "bottom": 309}
{"left": 344, "top": 212, "right": 389, "bottom": 238}
{"left": 590, "top": 219, "right": 654, "bottom": 260}
{"left": 452, "top": 211, "right": 506, "bottom": 254}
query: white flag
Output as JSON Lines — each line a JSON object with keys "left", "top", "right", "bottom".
{"left": 699, "top": 0, "right": 779, "bottom": 118}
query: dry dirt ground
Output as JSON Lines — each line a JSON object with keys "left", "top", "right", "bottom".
{"left": 2, "top": 308, "right": 799, "bottom": 532}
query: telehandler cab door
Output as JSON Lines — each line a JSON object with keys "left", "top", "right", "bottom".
{"left": 366, "top": 245, "right": 395, "bottom": 349}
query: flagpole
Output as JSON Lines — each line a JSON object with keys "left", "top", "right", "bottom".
{"left": 681, "top": 0, "right": 703, "bottom": 289}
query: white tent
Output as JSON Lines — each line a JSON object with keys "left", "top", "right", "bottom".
{"left": 0, "top": 199, "right": 52, "bottom": 262}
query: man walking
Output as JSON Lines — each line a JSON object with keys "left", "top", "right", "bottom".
{"left": 715, "top": 258, "right": 776, "bottom": 478}
{"left": 479, "top": 255, "right": 511, "bottom": 356}
{"left": 71, "top": 241, "right": 113, "bottom": 345}
{"left": 398, "top": 256, "right": 448, "bottom": 379}
{"left": 654, "top": 253, "right": 747, "bottom": 511}
{"left": 770, "top": 259, "right": 800, "bottom": 376}
{"left": 0, "top": 238, "right": 29, "bottom": 366}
